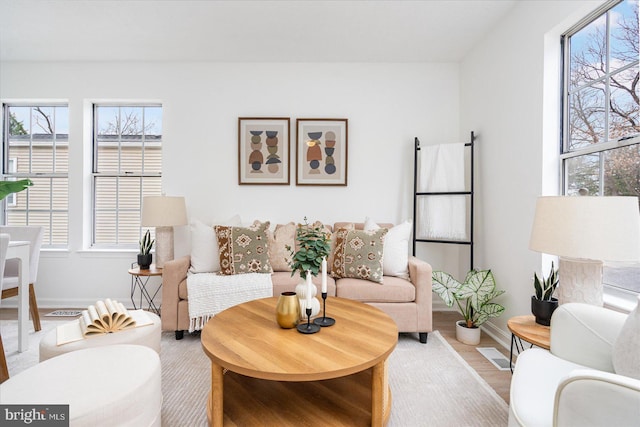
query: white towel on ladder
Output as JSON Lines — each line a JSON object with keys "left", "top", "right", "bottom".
{"left": 417, "top": 143, "right": 468, "bottom": 240}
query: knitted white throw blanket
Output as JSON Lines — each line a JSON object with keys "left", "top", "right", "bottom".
{"left": 186, "top": 272, "right": 273, "bottom": 332}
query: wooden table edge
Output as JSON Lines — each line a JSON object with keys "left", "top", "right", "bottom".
{"left": 507, "top": 314, "right": 550, "bottom": 349}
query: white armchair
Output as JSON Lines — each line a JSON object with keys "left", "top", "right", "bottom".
{"left": 509, "top": 298, "right": 640, "bottom": 427}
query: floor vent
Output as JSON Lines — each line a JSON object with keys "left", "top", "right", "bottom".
{"left": 45, "top": 310, "right": 82, "bottom": 317}
{"left": 476, "top": 347, "right": 511, "bottom": 371}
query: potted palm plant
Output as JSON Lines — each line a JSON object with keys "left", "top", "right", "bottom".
{"left": 432, "top": 269, "right": 505, "bottom": 345}
{"left": 138, "top": 230, "right": 154, "bottom": 270}
{"left": 531, "top": 261, "right": 559, "bottom": 326}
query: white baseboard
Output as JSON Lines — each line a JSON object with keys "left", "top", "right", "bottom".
{"left": 480, "top": 320, "right": 511, "bottom": 351}
{"left": 1, "top": 297, "right": 141, "bottom": 311}
{"left": 6, "top": 296, "right": 513, "bottom": 350}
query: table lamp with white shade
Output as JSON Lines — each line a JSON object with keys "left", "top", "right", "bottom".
{"left": 529, "top": 196, "right": 640, "bottom": 306}
{"left": 141, "top": 196, "right": 187, "bottom": 268}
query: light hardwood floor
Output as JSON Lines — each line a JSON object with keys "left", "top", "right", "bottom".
{"left": 433, "top": 311, "right": 512, "bottom": 403}
{"left": 1, "top": 307, "right": 512, "bottom": 403}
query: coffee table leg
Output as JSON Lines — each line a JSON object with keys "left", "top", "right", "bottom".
{"left": 209, "top": 362, "right": 224, "bottom": 427}
{"left": 371, "top": 360, "right": 388, "bottom": 426}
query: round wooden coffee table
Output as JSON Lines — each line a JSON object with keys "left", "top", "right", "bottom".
{"left": 201, "top": 296, "right": 398, "bottom": 426}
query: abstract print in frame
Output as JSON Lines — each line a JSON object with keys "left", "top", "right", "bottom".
{"left": 296, "top": 118, "right": 348, "bottom": 186}
{"left": 238, "top": 117, "right": 290, "bottom": 185}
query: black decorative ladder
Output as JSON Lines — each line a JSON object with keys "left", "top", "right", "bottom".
{"left": 412, "top": 131, "right": 475, "bottom": 271}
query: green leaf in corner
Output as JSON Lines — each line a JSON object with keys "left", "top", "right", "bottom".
{"left": 0, "top": 179, "right": 33, "bottom": 201}
{"left": 431, "top": 271, "right": 462, "bottom": 308}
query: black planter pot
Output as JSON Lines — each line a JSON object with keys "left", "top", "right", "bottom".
{"left": 137, "top": 253, "right": 152, "bottom": 270}
{"left": 531, "top": 296, "right": 558, "bottom": 326}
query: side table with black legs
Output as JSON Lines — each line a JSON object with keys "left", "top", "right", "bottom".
{"left": 129, "top": 264, "right": 163, "bottom": 315}
{"left": 507, "top": 315, "right": 550, "bottom": 373}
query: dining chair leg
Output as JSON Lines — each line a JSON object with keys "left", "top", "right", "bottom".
{"left": 29, "top": 284, "right": 41, "bottom": 332}
{"left": 0, "top": 334, "right": 9, "bottom": 383}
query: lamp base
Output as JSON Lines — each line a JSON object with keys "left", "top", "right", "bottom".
{"left": 558, "top": 257, "right": 603, "bottom": 306}
{"left": 155, "top": 226, "right": 174, "bottom": 269}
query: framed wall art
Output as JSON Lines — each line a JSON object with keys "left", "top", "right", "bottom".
{"left": 296, "top": 118, "right": 348, "bottom": 186}
{"left": 238, "top": 117, "right": 290, "bottom": 185}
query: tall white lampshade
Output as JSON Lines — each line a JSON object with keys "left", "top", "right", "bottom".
{"left": 529, "top": 196, "right": 640, "bottom": 306}
{"left": 141, "top": 196, "right": 187, "bottom": 268}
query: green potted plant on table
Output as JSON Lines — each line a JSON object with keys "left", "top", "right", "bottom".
{"left": 531, "top": 261, "right": 559, "bottom": 326}
{"left": 432, "top": 269, "right": 505, "bottom": 345}
{"left": 138, "top": 230, "right": 154, "bottom": 270}
{"left": 286, "top": 218, "right": 331, "bottom": 319}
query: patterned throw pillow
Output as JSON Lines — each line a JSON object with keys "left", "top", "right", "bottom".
{"left": 215, "top": 221, "right": 272, "bottom": 275}
{"left": 331, "top": 227, "right": 388, "bottom": 283}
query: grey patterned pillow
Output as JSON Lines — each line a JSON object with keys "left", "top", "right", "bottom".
{"left": 215, "top": 221, "right": 272, "bottom": 275}
{"left": 331, "top": 227, "right": 388, "bottom": 283}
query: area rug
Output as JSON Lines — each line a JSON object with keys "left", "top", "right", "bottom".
{"left": 2, "top": 320, "right": 508, "bottom": 426}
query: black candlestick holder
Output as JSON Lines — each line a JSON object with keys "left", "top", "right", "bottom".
{"left": 313, "top": 292, "right": 335, "bottom": 327}
{"left": 297, "top": 306, "right": 320, "bottom": 334}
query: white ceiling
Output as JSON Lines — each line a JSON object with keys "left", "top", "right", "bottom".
{"left": 0, "top": 0, "right": 517, "bottom": 62}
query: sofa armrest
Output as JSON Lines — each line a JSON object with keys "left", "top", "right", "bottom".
{"left": 550, "top": 303, "right": 627, "bottom": 372}
{"left": 407, "top": 256, "right": 432, "bottom": 335}
{"left": 555, "top": 369, "right": 640, "bottom": 427}
{"left": 408, "top": 256, "right": 432, "bottom": 304}
{"left": 161, "top": 255, "right": 191, "bottom": 331}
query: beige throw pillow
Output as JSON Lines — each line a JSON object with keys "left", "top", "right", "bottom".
{"left": 331, "top": 227, "right": 388, "bottom": 283}
{"left": 215, "top": 221, "right": 272, "bottom": 275}
{"left": 268, "top": 222, "right": 296, "bottom": 272}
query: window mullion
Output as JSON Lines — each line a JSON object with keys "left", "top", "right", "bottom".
{"left": 604, "top": 9, "right": 611, "bottom": 142}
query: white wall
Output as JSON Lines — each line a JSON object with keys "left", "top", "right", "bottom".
{"left": 0, "top": 61, "right": 460, "bottom": 308}
{"left": 459, "top": 0, "right": 604, "bottom": 345}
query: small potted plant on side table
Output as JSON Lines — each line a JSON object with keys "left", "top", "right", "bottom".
{"left": 531, "top": 261, "right": 559, "bottom": 326}
{"left": 432, "top": 269, "right": 506, "bottom": 345}
{"left": 138, "top": 230, "right": 154, "bottom": 270}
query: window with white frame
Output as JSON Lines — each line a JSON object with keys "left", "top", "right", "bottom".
{"left": 6, "top": 158, "right": 17, "bottom": 207}
{"left": 561, "top": 0, "right": 639, "bottom": 296}
{"left": 93, "top": 104, "right": 162, "bottom": 248}
{"left": 2, "top": 104, "right": 69, "bottom": 247}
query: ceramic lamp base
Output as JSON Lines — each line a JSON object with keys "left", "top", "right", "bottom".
{"left": 558, "top": 257, "right": 603, "bottom": 306}
{"left": 154, "top": 226, "right": 174, "bottom": 269}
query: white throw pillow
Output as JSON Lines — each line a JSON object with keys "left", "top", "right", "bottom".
{"left": 612, "top": 295, "right": 640, "bottom": 380}
{"left": 189, "top": 215, "right": 242, "bottom": 273}
{"left": 364, "top": 217, "right": 412, "bottom": 280}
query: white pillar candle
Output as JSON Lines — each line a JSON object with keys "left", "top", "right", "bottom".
{"left": 321, "top": 257, "right": 327, "bottom": 294}
{"left": 306, "top": 271, "right": 312, "bottom": 306}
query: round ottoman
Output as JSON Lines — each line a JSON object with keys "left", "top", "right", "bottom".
{"left": 0, "top": 345, "right": 162, "bottom": 426}
{"left": 39, "top": 311, "right": 161, "bottom": 361}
